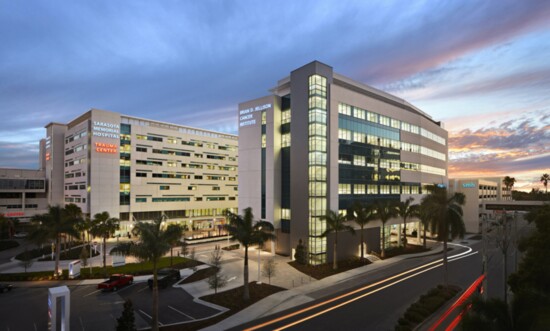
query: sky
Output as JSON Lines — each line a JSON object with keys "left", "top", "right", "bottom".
{"left": 1, "top": 0, "right": 549, "bottom": 191}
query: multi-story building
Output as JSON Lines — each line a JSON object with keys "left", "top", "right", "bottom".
{"left": 0, "top": 168, "right": 48, "bottom": 223}
{"left": 239, "top": 61, "right": 448, "bottom": 264}
{"left": 449, "top": 177, "right": 511, "bottom": 233}
{"left": 40, "top": 108, "right": 238, "bottom": 233}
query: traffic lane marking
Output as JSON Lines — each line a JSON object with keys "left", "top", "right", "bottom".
{"left": 138, "top": 309, "right": 164, "bottom": 326}
{"left": 83, "top": 289, "right": 102, "bottom": 297}
{"left": 168, "top": 305, "right": 195, "bottom": 320}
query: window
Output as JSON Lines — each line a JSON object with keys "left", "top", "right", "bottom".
{"left": 136, "top": 198, "right": 147, "bottom": 203}
{"left": 353, "top": 107, "right": 366, "bottom": 120}
{"left": 355, "top": 184, "right": 365, "bottom": 194}
{"left": 281, "top": 110, "right": 291, "bottom": 124}
{"left": 391, "top": 185, "right": 400, "bottom": 194}
{"left": 212, "top": 187, "right": 220, "bottom": 191}
{"left": 367, "top": 184, "right": 378, "bottom": 194}
{"left": 379, "top": 116, "right": 390, "bottom": 126}
{"left": 354, "top": 155, "right": 365, "bottom": 166}
{"left": 136, "top": 173, "right": 147, "bottom": 177}
{"left": 367, "top": 112, "right": 378, "bottom": 123}
{"left": 261, "top": 134, "right": 266, "bottom": 148}
{"left": 338, "top": 129, "right": 351, "bottom": 140}
{"left": 338, "top": 103, "right": 352, "bottom": 116}
{"left": 261, "top": 111, "right": 267, "bottom": 125}
{"left": 188, "top": 186, "right": 196, "bottom": 190}
{"left": 391, "top": 119, "right": 400, "bottom": 129}
{"left": 195, "top": 175, "right": 203, "bottom": 179}
{"left": 282, "top": 133, "right": 291, "bottom": 147}
{"left": 160, "top": 186, "right": 170, "bottom": 190}
{"left": 380, "top": 185, "right": 390, "bottom": 194}
{"left": 353, "top": 132, "right": 365, "bottom": 143}
{"left": 338, "top": 183, "right": 351, "bottom": 195}
{"left": 136, "top": 147, "right": 147, "bottom": 152}
{"left": 281, "top": 209, "right": 291, "bottom": 220}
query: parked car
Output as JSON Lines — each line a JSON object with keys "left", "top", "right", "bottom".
{"left": 97, "top": 274, "right": 133, "bottom": 291}
{"left": 148, "top": 268, "right": 181, "bottom": 289}
{"left": 0, "top": 283, "right": 13, "bottom": 293}
{"left": 13, "top": 232, "right": 28, "bottom": 238}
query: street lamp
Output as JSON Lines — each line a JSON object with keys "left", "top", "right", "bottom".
{"left": 258, "top": 226, "right": 262, "bottom": 284}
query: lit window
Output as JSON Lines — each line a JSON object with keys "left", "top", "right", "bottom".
{"left": 355, "top": 184, "right": 365, "bottom": 194}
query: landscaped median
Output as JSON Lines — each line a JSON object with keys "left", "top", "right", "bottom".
{"left": 0, "top": 256, "right": 202, "bottom": 281}
{"left": 395, "top": 284, "right": 461, "bottom": 331}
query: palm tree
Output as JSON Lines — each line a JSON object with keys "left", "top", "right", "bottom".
{"left": 374, "top": 200, "right": 398, "bottom": 258}
{"left": 503, "top": 176, "right": 516, "bottom": 199}
{"left": 224, "top": 207, "right": 275, "bottom": 301}
{"left": 541, "top": 173, "right": 549, "bottom": 193}
{"left": 130, "top": 216, "right": 182, "bottom": 331}
{"left": 30, "top": 205, "right": 80, "bottom": 277}
{"left": 321, "top": 210, "right": 355, "bottom": 270}
{"left": 396, "top": 197, "right": 419, "bottom": 246}
{"left": 349, "top": 202, "right": 375, "bottom": 262}
{"left": 422, "top": 184, "right": 466, "bottom": 285}
{"left": 417, "top": 201, "right": 433, "bottom": 249}
{"left": 90, "top": 211, "right": 119, "bottom": 275}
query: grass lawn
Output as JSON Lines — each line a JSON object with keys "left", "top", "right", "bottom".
{"left": 179, "top": 266, "right": 217, "bottom": 284}
{"left": 382, "top": 244, "right": 430, "bottom": 259}
{"left": 0, "top": 256, "right": 203, "bottom": 281}
{"left": 289, "top": 257, "right": 372, "bottom": 280}
{"left": 159, "top": 282, "right": 286, "bottom": 331}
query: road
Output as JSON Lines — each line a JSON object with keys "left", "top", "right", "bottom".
{"left": 234, "top": 237, "right": 526, "bottom": 331}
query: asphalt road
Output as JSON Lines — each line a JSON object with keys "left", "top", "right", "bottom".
{"left": 234, "top": 243, "right": 482, "bottom": 331}
{"left": 0, "top": 278, "right": 222, "bottom": 331}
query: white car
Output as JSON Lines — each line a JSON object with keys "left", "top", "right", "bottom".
{"left": 13, "top": 232, "right": 28, "bottom": 238}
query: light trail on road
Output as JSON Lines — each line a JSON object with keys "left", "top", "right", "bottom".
{"left": 244, "top": 243, "right": 474, "bottom": 331}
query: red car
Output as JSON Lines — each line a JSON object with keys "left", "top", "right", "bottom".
{"left": 97, "top": 274, "right": 134, "bottom": 291}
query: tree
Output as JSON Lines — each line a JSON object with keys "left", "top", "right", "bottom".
{"left": 0, "top": 214, "right": 15, "bottom": 239}
{"left": 89, "top": 212, "right": 120, "bottom": 276}
{"left": 503, "top": 176, "right": 516, "bottom": 198}
{"left": 207, "top": 245, "right": 227, "bottom": 294}
{"left": 422, "top": 185, "right": 465, "bottom": 285}
{"left": 320, "top": 210, "right": 355, "bottom": 270}
{"left": 349, "top": 202, "right": 376, "bottom": 262}
{"left": 294, "top": 239, "right": 308, "bottom": 265}
{"left": 418, "top": 201, "right": 433, "bottom": 249}
{"left": 80, "top": 245, "right": 89, "bottom": 267}
{"left": 461, "top": 295, "right": 513, "bottom": 331}
{"left": 129, "top": 216, "right": 180, "bottom": 331}
{"left": 165, "top": 223, "right": 184, "bottom": 267}
{"left": 396, "top": 197, "right": 419, "bottom": 246}
{"left": 29, "top": 205, "right": 80, "bottom": 276}
{"left": 262, "top": 257, "right": 277, "bottom": 285}
{"left": 374, "top": 200, "right": 398, "bottom": 258}
{"left": 116, "top": 299, "right": 137, "bottom": 331}
{"left": 487, "top": 211, "right": 514, "bottom": 303}
{"left": 224, "top": 207, "right": 275, "bottom": 301}
{"left": 541, "top": 173, "right": 549, "bottom": 193}
{"left": 19, "top": 248, "right": 34, "bottom": 272}
{"left": 181, "top": 240, "right": 189, "bottom": 257}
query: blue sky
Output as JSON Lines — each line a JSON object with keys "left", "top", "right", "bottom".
{"left": 1, "top": 0, "right": 549, "bottom": 190}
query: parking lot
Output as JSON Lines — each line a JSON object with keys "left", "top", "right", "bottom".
{"left": 0, "top": 280, "right": 224, "bottom": 330}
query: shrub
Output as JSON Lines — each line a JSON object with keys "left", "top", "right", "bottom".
{"left": 222, "top": 244, "right": 240, "bottom": 251}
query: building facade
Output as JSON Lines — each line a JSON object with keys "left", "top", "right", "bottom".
{"left": 38, "top": 109, "right": 238, "bottom": 233}
{"left": 449, "top": 177, "right": 512, "bottom": 233}
{"left": 0, "top": 168, "right": 48, "bottom": 223}
{"left": 239, "top": 61, "right": 448, "bottom": 264}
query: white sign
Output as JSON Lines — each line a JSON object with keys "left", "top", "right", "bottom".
{"left": 92, "top": 121, "right": 120, "bottom": 139}
{"left": 112, "top": 254, "right": 126, "bottom": 267}
{"left": 239, "top": 103, "right": 271, "bottom": 127}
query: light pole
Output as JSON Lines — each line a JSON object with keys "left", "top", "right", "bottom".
{"left": 481, "top": 214, "right": 488, "bottom": 299}
{"left": 258, "top": 227, "right": 262, "bottom": 284}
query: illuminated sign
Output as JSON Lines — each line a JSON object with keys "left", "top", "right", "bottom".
{"left": 45, "top": 152, "right": 51, "bottom": 161}
{"left": 92, "top": 121, "right": 120, "bottom": 139}
{"left": 5, "top": 212, "right": 25, "bottom": 217}
{"left": 95, "top": 142, "right": 118, "bottom": 154}
{"left": 462, "top": 182, "right": 476, "bottom": 188}
{"left": 239, "top": 103, "right": 271, "bottom": 127}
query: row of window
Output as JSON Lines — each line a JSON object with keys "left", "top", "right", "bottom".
{"left": 0, "top": 204, "right": 39, "bottom": 209}
{"left": 338, "top": 103, "right": 446, "bottom": 145}
{"left": 65, "top": 171, "right": 85, "bottom": 179}
{"left": 135, "top": 196, "right": 236, "bottom": 203}
{"left": 65, "top": 184, "right": 86, "bottom": 190}
{"left": 65, "top": 130, "right": 87, "bottom": 144}
{"left": 135, "top": 134, "right": 237, "bottom": 151}
{"left": 338, "top": 128, "right": 446, "bottom": 161}
{"left": 64, "top": 197, "right": 86, "bottom": 203}
{"left": 135, "top": 172, "right": 236, "bottom": 181}
{"left": 338, "top": 183, "right": 421, "bottom": 195}
{"left": 65, "top": 143, "right": 87, "bottom": 155}
{"left": 65, "top": 156, "right": 86, "bottom": 167}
